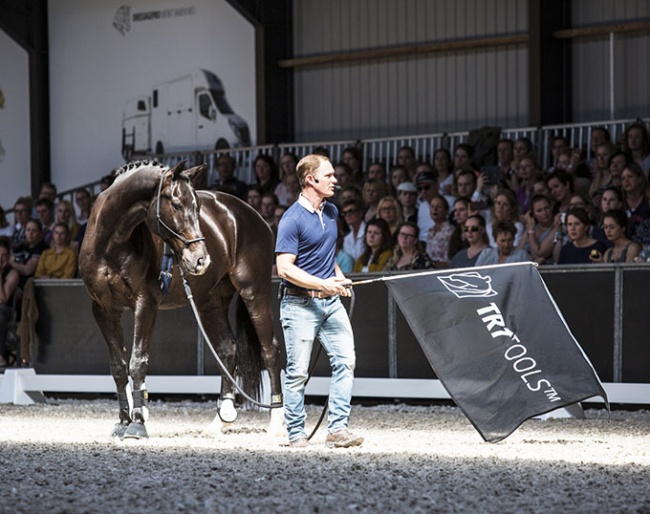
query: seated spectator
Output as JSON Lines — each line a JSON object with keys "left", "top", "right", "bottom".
{"left": 453, "top": 168, "right": 487, "bottom": 208}
{"left": 56, "top": 200, "right": 81, "bottom": 243}
{"left": 396, "top": 181, "right": 418, "bottom": 223}
{"left": 515, "top": 156, "right": 541, "bottom": 215}
{"left": 342, "top": 146, "right": 364, "bottom": 185}
{"left": 335, "top": 217, "right": 353, "bottom": 274}
{"left": 0, "top": 238, "right": 20, "bottom": 368}
{"left": 99, "top": 173, "right": 115, "bottom": 191}
{"left": 475, "top": 221, "right": 531, "bottom": 266}
{"left": 486, "top": 188, "right": 524, "bottom": 247}
{"left": 388, "top": 165, "right": 408, "bottom": 197}
{"left": 553, "top": 208, "right": 607, "bottom": 264}
{"left": 434, "top": 148, "right": 454, "bottom": 199}
{"left": 622, "top": 163, "right": 650, "bottom": 245}
{"left": 592, "top": 186, "right": 624, "bottom": 247}
{"left": 333, "top": 162, "right": 354, "bottom": 190}
{"left": 338, "top": 184, "right": 363, "bottom": 207}
{"left": 341, "top": 198, "right": 366, "bottom": 260}
{"left": 513, "top": 137, "right": 534, "bottom": 171}
{"left": 376, "top": 196, "right": 402, "bottom": 241}
{"left": 555, "top": 147, "right": 591, "bottom": 193}
{"left": 212, "top": 154, "right": 248, "bottom": 200}
{"left": 367, "top": 161, "right": 387, "bottom": 183}
{"left": 547, "top": 135, "right": 568, "bottom": 173}
{"left": 252, "top": 154, "right": 280, "bottom": 195}
{"left": 623, "top": 122, "right": 650, "bottom": 174}
{"left": 546, "top": 171, "right": 574, "bottom": 214}
{"left": 353, "top": 218, "right": 393, "bottom": 272}
{"left": 451, "top": 214, "right": 489, "bottom": 268}
{"left": 275, "top": 152, "right": 299, "bottom": 206}
{"left": 35, "top": 198, "right": 56, "bottom": 246}
{"left": 587, "top": 127, "right": 611, "bottom": 170}
{"left": 0, "top": 205, "right": 14, "bottom": 237}
{"left": 74, "top": 188, "right": 92, "bottom": 224}
{"left": 38, "top": 182, "right": 58, "bottom": 204}
{"left": 34, "top": 223, "right": 78, "bottom": 279}
{"left": 453, "top": 143, "right": 476, "bottom": 172}
{"left": 396, "top": 145, "right": 417, "bottom": 181}
{"left": 590, "top": 209, "right": 641, "bottom": 263}
{"left": 415, "top": 170, "right": 439, "bottom": 241}
{"left": 385, "top": 221, "right": 434, "bottom": 271}
{"left": 11, "top": 197, "right": 32, "bottom": 250}
{"left": 425, "top": 196, "right": 455, "bottom": 268}
{"left": 246, "top": 186, "right": 263, "bottom": 214}
{"left": 10, "top": 219, "right": 49, "bottom": 289}
{"left": 260, "top": 193, "right": 279, "bottom": 227}
{"left": 447, "top": 197, "right": 471, "bottom": 259}
{"left": 495, "top": 138, "right": 516, "bottom": 188}
{"left": 607, "top": 150, "right": 630, "bottom": 188}
{"left": 518, "top": 194, "right": 556, "bottom": 265}
{"left": 589, "top": 141, "right": 617, "bottom": 197}
{"left": 362, "top": 178, "right": 388, "bottom": 223}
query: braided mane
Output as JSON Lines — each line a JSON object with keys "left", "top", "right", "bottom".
{"left": 113, "top": 160, "right": 167, "bottom": 183}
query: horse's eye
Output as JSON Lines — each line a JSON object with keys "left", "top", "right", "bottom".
{"left": 172, "top": 203, "right": 183, "bottom": 212}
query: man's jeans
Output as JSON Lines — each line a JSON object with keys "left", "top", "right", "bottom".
{"left": 280, "top": 294, "right": 356, "bottom": 441}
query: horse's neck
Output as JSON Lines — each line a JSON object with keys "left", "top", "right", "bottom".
{"left": 94, "top": 171, "right": 161, "bottom": 252}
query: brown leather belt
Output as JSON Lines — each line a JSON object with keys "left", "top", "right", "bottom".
{"left": 284, "top": 287, "right": 335, "bottom": 299}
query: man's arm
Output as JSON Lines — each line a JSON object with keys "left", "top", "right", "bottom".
{"left": 276, "top": 253, "right": 351, "bottom": 296}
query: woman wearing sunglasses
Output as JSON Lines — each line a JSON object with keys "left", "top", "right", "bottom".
{"left": 450, "top": 215, "right": 489, "bottom": 268}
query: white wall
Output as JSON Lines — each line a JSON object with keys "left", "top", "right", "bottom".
{"left": 48, "top": 0, "right": 257, "bottom": 193}
{"left": 0, "top": 29, "right": 31, "bottom": 211}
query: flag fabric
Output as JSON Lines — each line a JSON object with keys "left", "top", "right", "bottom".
{"left": 384, "top": 262, "right": 608, "bottom": 442}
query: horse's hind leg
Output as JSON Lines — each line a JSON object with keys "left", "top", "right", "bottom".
{"left": 239, "top": 293, "right": 285, "bottom": 435}
{"left": 91, "top": 302, "right": 131, "bottom": 438}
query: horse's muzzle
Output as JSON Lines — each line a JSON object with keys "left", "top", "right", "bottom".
{"left": 181, "top": 247, "right": 211, "bottom": 275}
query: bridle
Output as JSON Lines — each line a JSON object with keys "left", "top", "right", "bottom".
{"left": 156, "top": 169, "right": 206, "bottom": 248}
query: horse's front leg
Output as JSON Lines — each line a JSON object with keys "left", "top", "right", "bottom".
{"left": 91, "top": 302, "right": 131, "bottom": 438}
{"left": 199, "top": 298, "right": 239, "bottom": 433}
{"left": 123, "top": 296, "right": 159, "bottom": 439}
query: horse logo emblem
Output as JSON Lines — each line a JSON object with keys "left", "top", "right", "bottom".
{"left": 437, "top": 271, "right": 498, "bottom": 299}
{"left": 113, "top": 5, "right": 131, "bottom": 36}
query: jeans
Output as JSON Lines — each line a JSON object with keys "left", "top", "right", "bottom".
{"left": 280, "top": 294, "right": 356, "bottom": 441}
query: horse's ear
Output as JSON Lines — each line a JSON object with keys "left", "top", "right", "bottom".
{"left": 169, "top": 161, "right": 187, "bottom": 179}
{"left": 183, "top": 164, "right": 208, "bottom": 189}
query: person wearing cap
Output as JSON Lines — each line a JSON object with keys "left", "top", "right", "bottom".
{"left": 396, "top": 181, "right": 418, "bottom": 223}
{"left": 415, "top": 165, "right": 440, "bottom": 242}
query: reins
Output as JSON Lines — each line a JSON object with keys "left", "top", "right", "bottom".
{"left": 156, "top": 169, "right": 206, "bottom": 247}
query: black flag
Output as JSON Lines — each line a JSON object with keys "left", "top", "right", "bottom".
{"left": 385, "top": 262, "right": 608, "bottom": 442}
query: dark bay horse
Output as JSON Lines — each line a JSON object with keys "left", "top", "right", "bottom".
{"left": 79, "top": 161, "right": 283, "bottom": 439}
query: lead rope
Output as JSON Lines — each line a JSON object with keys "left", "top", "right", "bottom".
{"left": 179, "top": 267, "right": 277, "bottom": 410}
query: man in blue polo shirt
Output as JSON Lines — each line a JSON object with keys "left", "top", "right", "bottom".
{"left": 275, "top": 154, "right": 364, "bottom": 449}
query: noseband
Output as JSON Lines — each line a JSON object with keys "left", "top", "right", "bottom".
{"left": 156, "top": 169, "right": 206, "bottom": 248}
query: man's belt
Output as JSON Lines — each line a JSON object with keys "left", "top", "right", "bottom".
{"left": 284, "top": 287, "right": 335, "bottom": 299}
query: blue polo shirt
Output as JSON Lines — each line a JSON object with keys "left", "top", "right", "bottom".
{"left": 275, "top": 195, "right": 338, "bottom": 287}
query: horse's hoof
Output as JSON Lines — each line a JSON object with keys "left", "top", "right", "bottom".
{"left": 266, "top": 407, "right": 286, "bottom": 437}
{"left": 110, "top": 423, "right": 129, "bottom": 439}
{"left": 218, "top": 398, "right": 238, "bottom": 423}
{"left": 123, "top": 421, "right": 149, "bottom": 439}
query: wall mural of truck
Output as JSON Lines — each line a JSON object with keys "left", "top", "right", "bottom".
{"left": 121, "top": 68, "right": 251, "bottom": 159}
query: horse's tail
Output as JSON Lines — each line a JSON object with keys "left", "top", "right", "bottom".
{"left": 235, "top": 296, "right": 263, "bottom": 403}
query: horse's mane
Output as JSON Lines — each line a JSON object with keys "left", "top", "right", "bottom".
{"left": 112, "top": 160, "right": 167, "bottom": 184}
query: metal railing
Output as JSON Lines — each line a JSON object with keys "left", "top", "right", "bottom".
{"left": 38, "top": 116, "right": 650, "bottom": 223}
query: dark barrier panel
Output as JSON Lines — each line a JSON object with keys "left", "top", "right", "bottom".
{"left": 33, "top": 281, "right": 198, "bottom": 375}
{"left": 621, "top": 270, "right": 650, "bottom": 382}
{"left": 539, "top": 270, "right": 615, "bottom": 382}
{"left": 26, "top": 266, "right": 644, "bottom": 384}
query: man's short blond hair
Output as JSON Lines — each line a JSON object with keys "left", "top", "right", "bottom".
{"left": 296, "top": 154, "right": 330, "bottom": 189}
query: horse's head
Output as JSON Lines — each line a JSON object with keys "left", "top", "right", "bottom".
{"left": 150, "top": 161, "right": 211, "bottom": 275}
